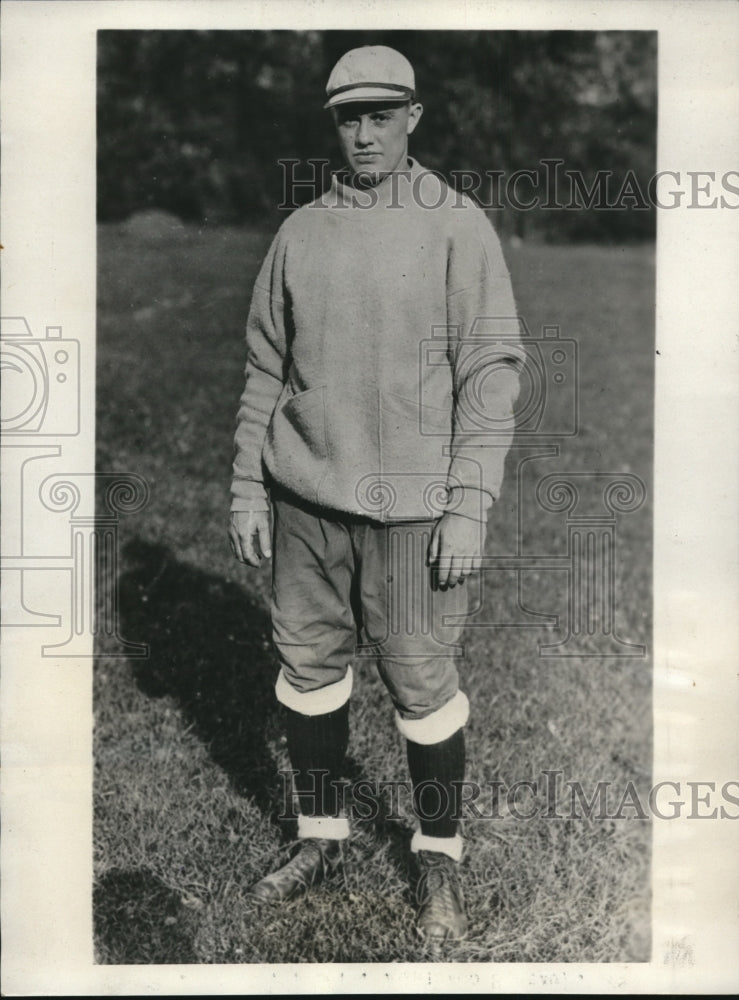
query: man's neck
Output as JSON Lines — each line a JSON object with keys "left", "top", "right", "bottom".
{"left": 347, "top": 155, "right": 412, "bottom": 189}
{"left": 326, "top": 157, "right": 423, "bottom": 212}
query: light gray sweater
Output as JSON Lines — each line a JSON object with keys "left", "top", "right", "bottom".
{"left": 231, "top": 158, "right": 524, "bottom": 522}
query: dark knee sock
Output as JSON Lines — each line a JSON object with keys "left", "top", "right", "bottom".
{"left": 406, "top": 728, "right": 466, "bottom": 840}
{"left": 285, "top": 701, "right": 350, "bottom": 819}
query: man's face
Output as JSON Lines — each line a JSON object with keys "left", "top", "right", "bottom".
{"left": 332, "top": 100, "right": 423, "bottom": 185}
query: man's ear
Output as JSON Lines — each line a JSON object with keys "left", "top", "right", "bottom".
{"left": 406, "top": 102, "right": 423, "bottom": 136}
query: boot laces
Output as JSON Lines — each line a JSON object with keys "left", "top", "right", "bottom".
{"left": 264, "top": 838, "right": 336, "bottom": 892}
{"left": 415, "top": 851, "right": 462, "bottom": 915}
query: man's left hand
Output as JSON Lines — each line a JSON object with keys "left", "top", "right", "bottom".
{"left": 427, "top": 512, "right": 485, "bottom": 589}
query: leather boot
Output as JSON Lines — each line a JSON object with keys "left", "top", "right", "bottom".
{"left": 413, "top": 849, "right": 468, "bottom": 942}
{"left": 248, "top": 837, "right": 343, "bottom": 903}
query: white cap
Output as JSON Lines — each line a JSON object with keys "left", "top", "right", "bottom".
{"left": 324, "top": 45, "right": 415, "bottom": 109}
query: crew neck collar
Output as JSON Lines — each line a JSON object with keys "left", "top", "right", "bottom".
{"left": 327, "top": 156, "right": 425, "bottom": 210}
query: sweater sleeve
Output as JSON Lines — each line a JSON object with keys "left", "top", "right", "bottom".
{"left": 230, "top": 232, "right": 289, "bottom": 512}
{"left": 445, "top": 206, "right": 526, "bottom": 522}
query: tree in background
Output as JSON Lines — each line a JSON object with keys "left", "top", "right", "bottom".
{"left": 97, "top": 29, "right": 656, "bottom": 241}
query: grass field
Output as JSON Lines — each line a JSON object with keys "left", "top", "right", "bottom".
{"left": 94, "top": 219, "right": 654, "bottom": 964}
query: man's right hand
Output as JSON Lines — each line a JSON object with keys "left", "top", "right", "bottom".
{"left": 228, "top": 510, "right": 272, "bottom": 567}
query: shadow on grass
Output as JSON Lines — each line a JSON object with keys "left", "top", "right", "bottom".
{"left": 117, "top": 537, "right": 283, "bottom": 819}
{"left": 341, "top": 754, "right": 416, "bottom": 893}
{"left": 94, "top": 868, "right": 199, "bottom": 964}
{"left": 114, "top": 538, "right": 419, "bottom": 904}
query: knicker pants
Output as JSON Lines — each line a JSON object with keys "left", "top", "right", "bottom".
{"left": 270, "top": 487, "right": 471, "bottom": 742}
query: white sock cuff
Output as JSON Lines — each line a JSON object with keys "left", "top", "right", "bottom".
{"left": 275, "top": 665, "right": 353, "bottom": 716}
{"left": 297, "top": 814, "right": 350, "bottom": 841}
{"left": 410, "top": 830, "right": 464, "bottom": 862}
{"left": 395, "top": 690, "right": 469, "bottom": 745}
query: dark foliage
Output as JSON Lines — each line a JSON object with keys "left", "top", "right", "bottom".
{"left": 98, "top": 29, "right": 656, "bottom": 241}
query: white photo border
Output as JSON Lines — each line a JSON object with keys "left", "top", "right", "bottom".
{"left": 1, "top": 0, "right": 738, "bottom": 994}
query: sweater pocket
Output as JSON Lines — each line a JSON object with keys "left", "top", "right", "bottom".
{"left": 263, "top": 385, "right": 328, "bottom": 503}
{"left": 379, "top": 390, "right": 451, "bottom": 471}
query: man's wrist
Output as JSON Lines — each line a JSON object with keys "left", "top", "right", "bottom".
{"left": 444, "top": 485, "right": 491, "bottom": 522}
{"left": 230, "top": 474, "right": 270, "bottom": 512}
{"left": 230, "top": 499, "right": 271, "bottom": 514}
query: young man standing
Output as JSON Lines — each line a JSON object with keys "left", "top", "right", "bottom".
{"left": 229, "top": 45, "right": 523, "bottom": 943}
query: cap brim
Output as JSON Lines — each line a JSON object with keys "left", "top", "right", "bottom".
{"left": 324, "top": 86, "right": 412, "bottom": 109}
